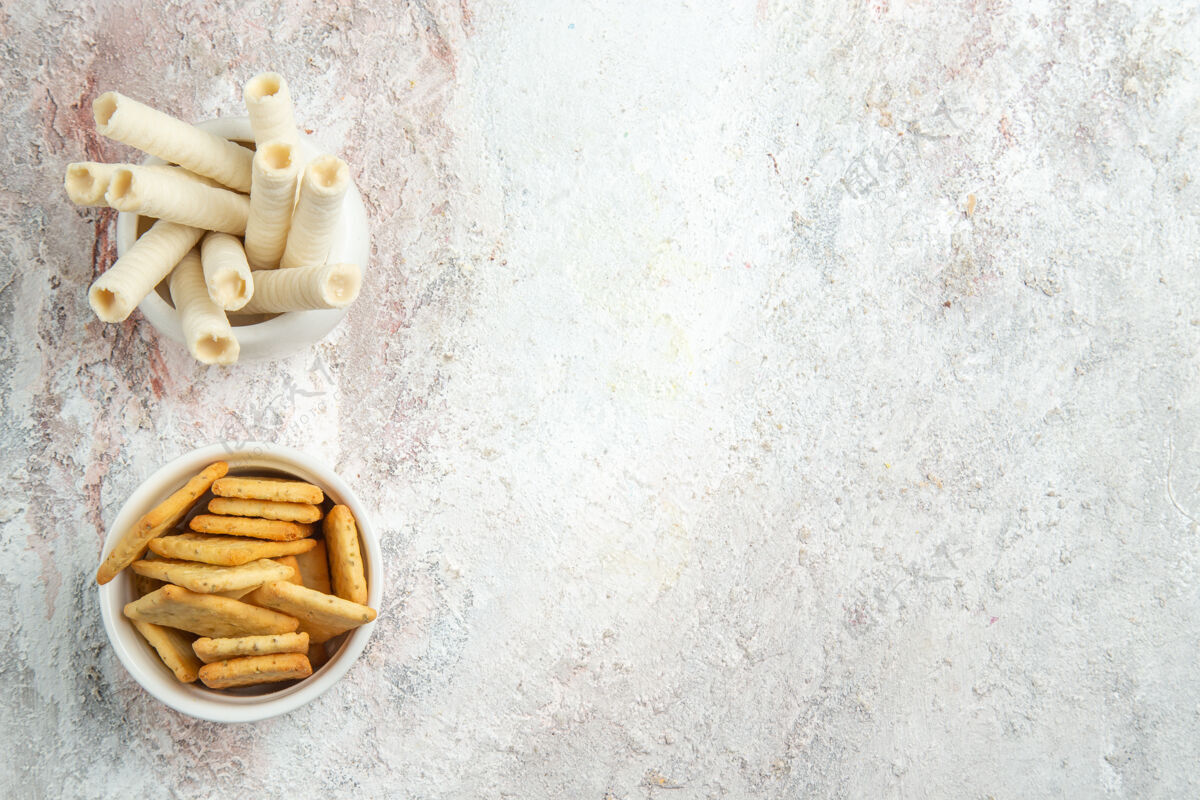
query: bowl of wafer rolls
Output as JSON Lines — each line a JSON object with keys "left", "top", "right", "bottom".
{"left": 66, "top": 73, "right": 369, "bottom": 363}
{"left": 96, "top": 443, "right": 381, "bottom": 722}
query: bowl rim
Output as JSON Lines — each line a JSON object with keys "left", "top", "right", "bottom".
{"left": 96, "top": 442, "right": 382, "bottom": 723}
{"left": 119, "top": 115, "right": 370, "bottom": 362}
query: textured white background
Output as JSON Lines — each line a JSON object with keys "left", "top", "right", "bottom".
{"left": 2, "top": 0, "right": 1199, "bottom": 797}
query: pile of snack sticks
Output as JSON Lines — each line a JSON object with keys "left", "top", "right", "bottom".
{"left": 66, "top": 73, "right": 362, "bottom": 365}
{"left": 96, "top": 462, "right": 376, "bottom": 690}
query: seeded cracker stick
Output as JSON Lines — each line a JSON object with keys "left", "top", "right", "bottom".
{"left": 106, "top": 166, "right": 250, "bottom": 236}
{"left": 199, "top": 232, "right": 253, "bottom": 310}
{"left": 148, "top": 533, "right": 316, "bottom": 565}
{"left": 247, "top": 581, "right": 376, "bottom": 644}
{"left": 237, "top": 262, "right": 361, "bottom": 314}
{"left": 307, "top": 643, "right": 330, "bottom": 670}
{"left": 189, "top": 514, "right": 313, "bottom": 541}
{"left": 207, "top": 496, "right": 322, "bottom": 523}
{"left": 169, "top": 249, "right": 240, "bottom": 366}
{"left": 273, "top": 555, "right": 304, "bottom": 585}
{"left": 212, "top": 476, "right": 324, "bottom": 505}
{"left": 244, "top": 141, "right": 299, "bottom": 269}
{"left": 244, "top": 73, "right": 299, "bottom": 147}
{"left": 280, "top": 155, "right": 349, "bottom": 269}
{"left": 324, "top": 505, "right": 368, "bottom": 605}
{"left": 198, "top": 653, "right": 312, "bottom": 689}
{"left": 132, "top": 620, "right": 203, "bottom": 683}
{"left": 294, "top": 540, "right": 332, "bottom": 595}
{"left": 131, "top": 557, "right": 294, "bottom": 594}
{"left": 95, "top": 461, "right": 227, "bottom": 584}
{"left": 125, "top": 585, "right": 298, "bottom": 637}
{"left": 192, "top": 631, "right": 309, "bottom": 664}
{"left": 89, "top": 219, "right": 204, "bottom": 323}
{"left": 93, "top": 91, "right": 253, "bottom": 191}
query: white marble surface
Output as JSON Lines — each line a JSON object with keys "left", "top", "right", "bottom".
{"left": 2, "top": 1, "right": 1199, "bottom": 797}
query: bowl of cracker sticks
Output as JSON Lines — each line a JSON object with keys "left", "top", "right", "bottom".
{"left": 66, "top": 73, "right": 369, "bottom": 363}
{"left": 96, "top": 443, "right": 381, "bottom": 722}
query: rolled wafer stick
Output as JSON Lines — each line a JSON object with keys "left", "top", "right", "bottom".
{"left": 106, "top": 166, "right": 250, "bottom": 235}
{"left": 235, "top": 262, "right": 361, "bottom": 314}
{"left": 65, "top": 162, "right": 119, "bottom": 206}
{"left": 244, "top": 141, "right": 299, "bottom": 269}
{"left": 88, "top": 219, "right": 203, "bottom": 323}
{"left": 169, "top": 249, "right": 240, "bottom": 366}
{"left": 93, "top": 91, "right": 253, "bottom": 191}
{"left": 280, "top": 155, "right": 349, "bottom": 269}
{"left": 244, "top": 73, "right": 299, "bottom": 147}
{"left": 200, "top": 232, "right": 253, "bottom": 310}
{"left": 66, "top": 163, "right": 220, "bottom": 206}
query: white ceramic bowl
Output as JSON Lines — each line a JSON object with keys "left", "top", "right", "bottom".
{"left": 116, "top": 117, "right": 370, "bottom": 362}
{"left": 97, "top": 442, "right": 382, "bottom": 723}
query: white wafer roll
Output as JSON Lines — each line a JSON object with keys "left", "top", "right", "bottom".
{"left": 88, "top": 220, "right": 203, "bottom": 323}
{"left": 93, "top": 92, "right": 253, "bottom": 192}
{"left": 66, "top": 163, "right": 218, "bottom": 206}
{"left": 200, "top": 232, "right": 253, "bottom": 310}
{"left": 237, "top": 262, "right": 361, "bottom": 313}
{"left": 244, "top": 141, "right": 299, "bottom": 269}
{"left": 65, "top": 162, "right": 117, "bottom": 206}
{"left": 106, "top": 166, "right": 251, "bottom": 235}
{"left": 169, "top": 249, "right": 239, "bottom": 365}
{"left": 244, "top": 73, "right": 299, "bottom": 147}
{"left": 280, "top": 156, "right": 349, "bottom": 269}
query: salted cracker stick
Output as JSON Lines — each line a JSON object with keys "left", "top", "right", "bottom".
{"left": 246, "top": 581, "right": 375, "bottom": 644}
{"left": 125, "top": 585, "right": 299, "bottom": 637}
{"left": 324, "top": 504, "right": 367, "bottom": 605}
{"left": 212, "top": 476, "right": 324, "bottom": 505}
{"left": 192, "top": 631, "right": 309, "bottom": 664}
{"left": 169, "top": 249, "right": 240, "bottom": 366}
{"left": 199, "top": 232, "right": 253, "bottom": 310}
{"left": 273, "top": 555, "right": 304, "bottom": 585}
{"left": 198, "top": 653, "right": 312, "bottom": 689}
{"left": 106, "top": 166, "right": 250, "bottom": 235}
{"left": 280, "top": 155, "right": 349, "bottom": 269}
{"left": 244, "top": 141, "right": 299, "bottom": 269}
{"left": 147, "top": 532, "right": 316, "bottom": 566}
{"left": 131, "top": 557, "right": 294, "bottom": 594}
{"left": 95, "top": 461, "right": 228, "bottom": 584}
{"left": 88, "top": 219, "right": 204, "bottom": 323}
{"left": 243, "top": 73, "right": 299, "bottom": 147}
{"left": 237, "top": 262, "right": 361, "bottom": 313}
{"left": 294, "top": 539, "right": 332, "bottom": 595}
{"left": 306, "top": 642, "right": 330, "bottom": 670}
{"left": 93, "top": 91, "right": 253, "bottom": 191}
{"left": 189, "top": 514, "right": 313, "bottom": 541}
{"left": 132, "top": 620, "right": 203, "bottom": 683}
{"left": 207, "top": 496, "right": 322, "bottom": 523}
